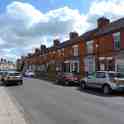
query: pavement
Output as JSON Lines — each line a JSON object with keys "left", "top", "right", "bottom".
{"left": 5, "top": 78, "right": 124, "bottom": 124}
{"left": 0, "top": 86, "right": 27, "bottom": 124}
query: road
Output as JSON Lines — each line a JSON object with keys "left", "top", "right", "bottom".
{"left": 5, "top": 78, "right": 124, "bottom": 124}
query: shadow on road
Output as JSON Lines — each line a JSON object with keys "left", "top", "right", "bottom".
{"left": 0, "top": 82, "right": 23, "bottom": 87}
{"left": 53, "top": 81, "right": 80, "bottom": 87}
{"left": 77, "top": 87, "right": 124, "bottom": 97}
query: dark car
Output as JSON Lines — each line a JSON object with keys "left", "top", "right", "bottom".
{"left": 56, "top": 72, "right": 80, "bottom": 86}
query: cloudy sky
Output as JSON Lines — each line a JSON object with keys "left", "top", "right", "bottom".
{"left": 0, "top": 0, "right": 124, "bottom": 61}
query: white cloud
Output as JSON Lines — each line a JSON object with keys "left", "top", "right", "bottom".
{"left": 6, "top": 1, "right": 47, "bottom": 26}
{"left": 0, "top": 1, "right": 89, "bottom": 60}
{"left": 1, "top": 0, "right": 124, "bottom": 61}
{"left": 89, "top": 0, "right": 124, "bottom": 16}
{"left": 88, "top": 0, "right": 124, "bottom": 23}
{"left": 0, "top": 38, "right": 5, "bottom": 45}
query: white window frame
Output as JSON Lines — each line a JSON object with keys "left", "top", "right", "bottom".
{"left": 73, "top": 45, "right": 79, "bottom": 56}
{"left": 87, "top": 40, "right": 93, "bottom": 54}
{"left": 62, "top": 48, "right": 64, "bottom": 56}
{"left": 58, "top": 49, "right": 61, "bottom": 56}
{"left": 113, "top": 32, "right": 120, "bottom": 49}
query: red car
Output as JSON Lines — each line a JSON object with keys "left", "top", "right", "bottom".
{"left": 56, "top": 72, "right": 80, "bottom": 86}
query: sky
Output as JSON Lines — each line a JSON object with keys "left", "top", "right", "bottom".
{"left": 0, "top": 0, "right": 124, "bottom": 61}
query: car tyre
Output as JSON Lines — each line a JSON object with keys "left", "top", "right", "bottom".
{"left": 64, "top": 80, "right": 69, "bottom": 86}
{"left": 102, "top": 84, "right": 111, "bottom": 95}
{"left": 19, "top": 80, "right": 23, "bottom": 85}
{"left": 55, "top": 79, "right": 60, "bottom": 84}
{"left": 80, "top": 81, "right": 86, "bottom": 90}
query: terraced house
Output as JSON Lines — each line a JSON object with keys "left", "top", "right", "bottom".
{"left": 20, "top": 16, "right": 124, "bottom": 80}
{"left": 84, "top": 17, "right": 124, "bottom": 75}
{"left": 23, "top": 32, "right": 86, "bottom": 80}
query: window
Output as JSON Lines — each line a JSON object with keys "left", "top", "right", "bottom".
{"left": 87, "top": 40, "right": 93, "bottom": 53}
{"left": 73, "top": 45, "right": 79, "bottom": 56}
{"left": 57, "top": 49, "right": 61, "bottom": 56}
{"left": 74, "top": 62, "right": 79, "bottom": 73}
{"left": 96, "top": 72, "right": 106, "bottom": 78}
{"left": 65, "top": 63, "right": 70, "bottom": 72}
{"left": 113, "top": 32, "right": 120, "bottom": 49}
{"left": 62, "top": 48, "right": 64, "bottom": 56}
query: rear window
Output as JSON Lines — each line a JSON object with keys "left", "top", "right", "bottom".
{"left": 109, "top": 73, "right": 124, "bottom": 78}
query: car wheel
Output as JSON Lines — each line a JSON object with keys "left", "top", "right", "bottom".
{"left": 64, "top": 80, "right": 69, "bottom": 86}
{"left": 3, "top": 81, "right": 8, "bottom": 86}
{"left": 80, "top": 81, "right": 86, "bottom": 90}
{"left": 19, "top": 81, "right": 23, "bottom": 85}
{"left": 1, "top": 79, "right": 5, "bottom": 85}
{"left": 55, "top": 79, "right": 60, "bottom": 84}
{"left": 102, "top": 84, "right": 111, "bottom": 95}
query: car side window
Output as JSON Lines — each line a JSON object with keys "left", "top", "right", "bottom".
{"left": 88, "top": 75, "right": 92, "bottom": 79}
{"left": 96, "top": 72, "right": 106, "bottom": 78}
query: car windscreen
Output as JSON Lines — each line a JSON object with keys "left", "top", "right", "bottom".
{"left": 8, "top": 72, "right": 21, "bottom": 76}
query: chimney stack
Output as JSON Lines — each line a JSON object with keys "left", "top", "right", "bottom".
{"left": 40, "top": 45, "right": 46, "bottom": 54}
{"left": 97, "top": 17, "right": 110, "bottom": 29}
{"left": 53, "top": 39, "right": 60, "bottom": 47}
{"left": 69, "top": 32, "right": 78, "bottom": 40}
{"left": 28, "top": 53, "right": 32, "bottom": 57}
{"left": 35, "top": 48, "right": 40, "bottom": 55}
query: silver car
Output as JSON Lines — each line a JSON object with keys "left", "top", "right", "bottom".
{"left": 80, "top": 71, "right": 124, "bottom": 94}
{"left": 2, "top": 71, "right": 23, "bottom": 86}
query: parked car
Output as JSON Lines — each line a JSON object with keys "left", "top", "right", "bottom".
{"left": 2, "top": 71, "right": 23, "bottom": 85}
{"left": 0, "top": 71, "right": 8, "bottom": 81}
{"left": 56, "top": 72, "right": 80, "bottom": 86}
{"left": 80, "top": 71, "right": 124, "bottom": 94}
{"left": 24, "top": 71, "right": 35, "bottom": 77}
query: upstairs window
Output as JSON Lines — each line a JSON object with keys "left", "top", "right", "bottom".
{"left": 87, "top": 40, "right": 93, "bottom": 54}
{"left": 57, "top": 49, "right": 61, "bottom": 56}
{"left": 73, "top": 45, "right": 79, "bottom": 56}
{"left": 113, "top": 32, "right": 120, "bottom": 49}
{"left": 62, "top": 48, "right": 64, "bottom": 56}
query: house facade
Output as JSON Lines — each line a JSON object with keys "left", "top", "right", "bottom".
{"left": 83, "top": 17, "right": 124, "bottom": 74}
{"left": 23, "top": 32, "right": 86, "bottom": 80}
{"left": 21, "top": 16, "right": 124, "bottom": 80}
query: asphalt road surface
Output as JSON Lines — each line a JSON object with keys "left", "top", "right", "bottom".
{"left": 5, "top": 78, "right": 124, "bottom": 124}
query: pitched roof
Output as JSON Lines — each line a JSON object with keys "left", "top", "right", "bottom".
{"left": 81, "top": 28, "right": 98, "bottom": 41}
{"left": 58, "top": 36, "right": 82, "bottom": 49}
{"left": 81, "top": 17, "right": 124, "bottom": 40}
